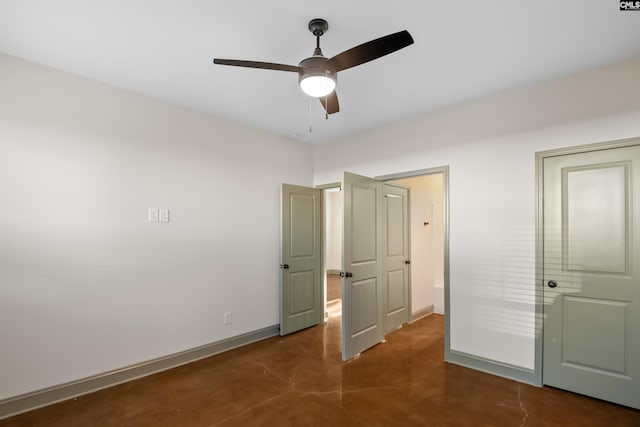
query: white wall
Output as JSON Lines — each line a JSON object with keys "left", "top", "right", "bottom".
{"left": 324, "top": 190, "right": 342, "bottom": 272}
{"left": 0, "top": 54, "right": 314, "bottom": 400}
{"left": 314, "top": 57, "right": 640, "bottom": 370}
{"left": 394, "top": 174, "right": 444, "bottom": 315}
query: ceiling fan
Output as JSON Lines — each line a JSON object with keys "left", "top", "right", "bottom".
{"left": 213, "top": 19, "right": 414, "bottom": 115}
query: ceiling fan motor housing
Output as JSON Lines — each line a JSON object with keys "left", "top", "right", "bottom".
{"left": 298, "top": 56, "right": 337, "bottom": 88}
{"left": 298, "top": 18, "right": 336, "bottom": 97}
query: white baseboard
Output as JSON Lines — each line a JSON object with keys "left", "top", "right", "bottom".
{"left": 0, "top": 324, "right": 280, "bottom": 420}
{"left": 410, "top": 305, "right": 434, "bottom": 322}
{"left": 446, "top": 349, "right": 537, "bottom": 386}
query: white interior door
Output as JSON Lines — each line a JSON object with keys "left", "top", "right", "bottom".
{"left": 543, "top": 144, "right": 640, "bottom": 409}
{"left": 383, "top": 183, "right": 410, "bottom": 332}
{"left": 342, "top": 172, "right": 385, "bottom": 360}
{"left": 280, "top": 184, "right": 322, "bottom": 336}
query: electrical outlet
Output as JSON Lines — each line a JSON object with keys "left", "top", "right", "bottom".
{"left": 224, "top": 312, "right": 232, "bottom": 325}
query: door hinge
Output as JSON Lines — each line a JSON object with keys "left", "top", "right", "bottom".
{"left": 280, "top": 264, "right": 290, "bottom": 269}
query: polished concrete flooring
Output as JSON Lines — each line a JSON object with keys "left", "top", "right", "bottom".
{"left": 2, "top": 311, "right": 639, "bottom": 426}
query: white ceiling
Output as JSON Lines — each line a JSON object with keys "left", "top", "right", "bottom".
{"left": 1, "top": 1, "right": 640, "bottom": 144}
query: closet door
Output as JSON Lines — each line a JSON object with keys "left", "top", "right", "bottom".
{"left": 543, "top": 145, "right": 640, "bottom": 409}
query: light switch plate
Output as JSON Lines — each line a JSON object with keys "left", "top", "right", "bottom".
{"left": 159, "top": 208, "right": 170, "bottom": 223}
{"left": 148, "top": 208, "right": 159, "bottom": 222}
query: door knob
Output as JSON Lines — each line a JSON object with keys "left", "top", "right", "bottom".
{"left": 280, "top": 264, "right": 290, "bottom": 269}
{"left": 405, "top": 260, "right": 411, "bottom": 265}
{"left": 547, "top": 280, "right": 558, "bottom": 288}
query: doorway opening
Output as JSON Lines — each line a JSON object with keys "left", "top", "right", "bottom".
{"left": 375, "top": 166, "right": 450, "bottom": 355}
{"left": 319, "top": 168, "right": 447, "bottom": 332}
{"left": 323, "top": 186, "right": 343, "bottom": 322}
{"left": 281, "top": 166, "right": 449, "bottom": 360}
{"left": 389, "top": 173, "right": 445, "bottom": 321}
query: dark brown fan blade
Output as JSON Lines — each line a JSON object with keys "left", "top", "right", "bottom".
{"left": 213, "top": 59, "right": 301, "bottom": 73}
{"left": 326, "top": 30, "right": 414, "bottom": 72}
{"left": 319, "top": 91, "right": 339, "bottom": 115}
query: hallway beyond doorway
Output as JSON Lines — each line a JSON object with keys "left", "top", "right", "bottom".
{"left": 326, "top": 273, "right": 341, "bottom": 302}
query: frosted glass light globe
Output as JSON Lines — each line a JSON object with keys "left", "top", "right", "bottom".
{"left": 300, "top": 75, "right": 336, "bottom": 97}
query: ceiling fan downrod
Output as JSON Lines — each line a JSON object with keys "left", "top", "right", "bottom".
{"left": 309, "top": 18, "right": 327, "bottom": 56}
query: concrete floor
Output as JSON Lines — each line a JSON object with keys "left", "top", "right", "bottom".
{"left": 1, "top": 314, "right": 639, "bottom": 426}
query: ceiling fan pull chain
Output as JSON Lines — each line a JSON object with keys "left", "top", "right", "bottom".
{"left": 308, "top": 96, "right": 313, "bottom": 133}
{"left": 325, "top": 93, "right": 329, "bottom": 120}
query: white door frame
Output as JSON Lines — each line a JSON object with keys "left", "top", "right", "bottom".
{"left": 535, "top": 136, "right": 640, "bottom": 387}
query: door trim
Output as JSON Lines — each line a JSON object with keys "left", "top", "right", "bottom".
{"left": 535, "top": 136, "right": 640, "bottom": 387}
